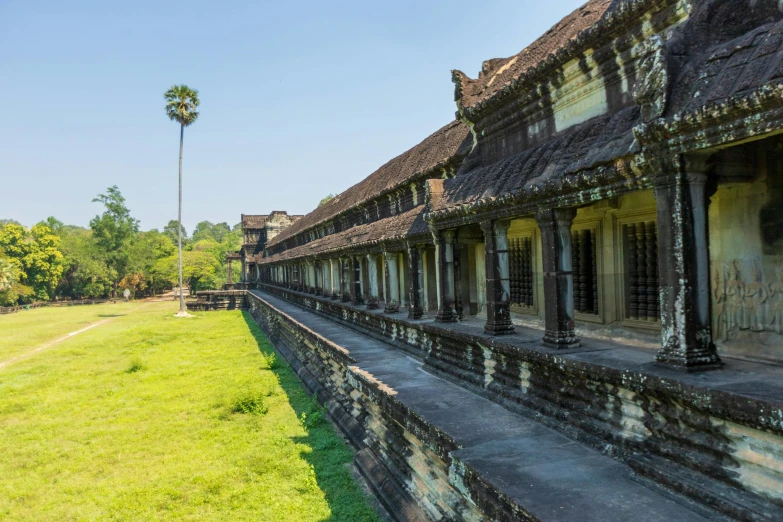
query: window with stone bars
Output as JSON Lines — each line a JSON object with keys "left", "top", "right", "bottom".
{"left": 622, "top": 220, "right": 659, "bottom": 322}
{"left": 571, "top": 228, "right": 599, "bottom": 315}
{"left": 509, "top": 236, "right": 534, "bottom": 309}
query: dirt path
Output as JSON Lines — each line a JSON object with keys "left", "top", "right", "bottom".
{"left": 0, "top": 301, "right": 158, "bottom": 371}
{"left": 0, "top": 320, "right": 113, "bottom": 370}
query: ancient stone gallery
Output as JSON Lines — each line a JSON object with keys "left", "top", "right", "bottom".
{"left": 195, "top": 1, "right": 783, "bottom": 520}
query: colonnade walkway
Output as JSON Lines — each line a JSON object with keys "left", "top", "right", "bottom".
{"left": 252, "top": 289, "right": 710, "bottom": 521}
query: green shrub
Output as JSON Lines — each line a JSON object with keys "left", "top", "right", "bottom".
{"left": 231, "top": 390, "right": 268, "bottom": 415}
{"left": 126, "top": 357, "right": 146, "bottom": 373}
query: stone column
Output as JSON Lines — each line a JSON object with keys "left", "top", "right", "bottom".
{"left": 350, "top": 256, "right": 364, "bottom": 304}
{"left": 481, "top": 220, "right": 515, "bottom": 335}
{"left": 406, "top": 242, "right": 424, "bottom": 319}
{"left": 314, "top": 261, "right": 322, "bottom": 295}
{"left": 454, "top": 245, "right": 464, "bottom": 320}
{"left": 308, "top": 262, "right": 316, "bottom": 293}
{"left": 226, "top": 256, "right": 233, "bottom": 285}
{"left": 536, "top": 208, "right": 579, "bottom": 348}
{"left": 384, "top": 251, "right": 400, "bottom": 313}
{"left": 366, "top": 254, "right": 380, "bottom": 309}
{"left": 435, "top": 229, "right": 458, "bottom": 323}
{"left": 340, "top": 257, "right": 350, "bottom": 302}
{"left": 329, "top": 259, "right": 338, "bottom": 299}
{"left": 653, "top": 156, "right": 722, "bottom": 369}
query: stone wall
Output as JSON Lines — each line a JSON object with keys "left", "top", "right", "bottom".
{"left": 257, "top": 284, "right": 783, "bottom": 520}
{"left": 245, "top": 292, "right": 511, "bottom": 521}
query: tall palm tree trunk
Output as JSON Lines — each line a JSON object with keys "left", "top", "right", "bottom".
{"left": 177, "top": 123, "right": 185, "bottom": 313}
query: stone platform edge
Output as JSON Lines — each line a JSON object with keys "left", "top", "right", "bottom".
{"left": 253, "top": 284, "right": 783, "bottom": 520}
{"left": 245, "top": 291, "right": 540, "bottom": 521}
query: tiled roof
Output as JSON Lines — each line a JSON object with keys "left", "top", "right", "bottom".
{"left": 435, "top": 106, "right": 639, "bottom": 212}
{"left": 256, "top": 206, "right": 427, "bottom": 264}
{"left": 242, "top": 215, "right": 268, "bottom": 228}
{"left": 668, "top": 19, "right": 783, "bottom": 115}
{"left": 266, "top": 120, "right": 471, "bottom": 249}
{"left": 452, "top": 0, "right": 613, "bottom": 111}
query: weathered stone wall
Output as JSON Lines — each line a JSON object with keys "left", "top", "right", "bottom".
{"left": 258, "top": 284, "right": 783, "bottom": 519}
{"left": 245, "top": 292, "right": 514, "bottom": 521}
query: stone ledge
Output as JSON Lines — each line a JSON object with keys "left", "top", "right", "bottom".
{"left": 246, "top": 290, "right": 716, "bottom": 521}
{"left": 256, "top": 284, "right": 783, "bottom": 518}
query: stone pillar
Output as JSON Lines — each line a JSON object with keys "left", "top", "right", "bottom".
{"left": 350, "top": 256, "right": 364, "bottom": 304}
{"left": 314, "top": 261, "right": 322, "bottom": 295}
{"left": 366, "top": 254, "right": 380, "bottom": 309}
{"left": 330, "top": 259, "right": 338, "bottom": 299}
{"left": 406, "top": 243, "right": 424, "bottom": 320}
{"left": 340, "top": 257, "right": 350, "bottom": 302}
{"left": 653, "top": 156, "right": 722, "bottom": 370}
{"left": 536, "top": 208, "right": 580, "bottom": 348}
{"left": 454, "top": 245, "right": 464, "bottom": 320}
{"left": 384, "top": 251, "right": 400, "bottom": 313}
{"left": 226, "top": 256, "right": 233, "bottom": 285}
{"left": 308, "top": 262, "right": 316, "bottom": 293}
{"left": 435, "top": 229, "right": 458, "bottom": 323}
{"left": 481, "top": 220, "right": 515, "bottom": 335}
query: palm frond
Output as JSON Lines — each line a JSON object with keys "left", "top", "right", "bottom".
{"left": 163, "top": 85, "right": 200, "bottom": 126}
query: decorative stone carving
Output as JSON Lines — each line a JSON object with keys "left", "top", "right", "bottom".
{"left": 713, "top": 258, "right": 783, "bottom": 341}
{"left": 632, "top": 35, "right": 669, "bottom": 123}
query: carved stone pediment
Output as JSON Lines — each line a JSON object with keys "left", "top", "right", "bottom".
{"left": 632, "top": 35, "right": 669, "bottom": 123}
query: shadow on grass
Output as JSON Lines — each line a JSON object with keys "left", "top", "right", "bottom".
{"left": 240, "top": 311, "right": 380, "bottom": 522}
{"left": 97, "top": 314, "right": 126, "bottom": 318}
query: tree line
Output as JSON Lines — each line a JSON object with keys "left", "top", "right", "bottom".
{"left": 0, "top": 186, "right": 241, "bottom": 306}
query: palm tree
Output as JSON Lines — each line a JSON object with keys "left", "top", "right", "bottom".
{"left": 164, "top": 85, "right": 200, "bottom": 316}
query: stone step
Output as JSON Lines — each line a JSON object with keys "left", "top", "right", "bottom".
{"left": 629, "top": 454, "right": 783, "bottom": 522}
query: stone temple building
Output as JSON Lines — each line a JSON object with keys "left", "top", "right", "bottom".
{"left": 222, "top": 211, "right": 303, "bottom": 287}
{"left": 199, "top": 1, "right": 783, "bottom": 519}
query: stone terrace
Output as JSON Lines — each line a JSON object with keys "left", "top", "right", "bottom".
{"left": 245, "top": 288, "right": 783, "bottom": 521}
{"left": 250, "top": 284, "right": 783, "bottom": 521}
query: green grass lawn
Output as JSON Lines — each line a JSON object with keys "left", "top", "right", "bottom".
{"left": 0, "top": 301, "right": 142, "bottom": 362}
{"left": 0, "top": 301, "right": 380, "bottom": 521}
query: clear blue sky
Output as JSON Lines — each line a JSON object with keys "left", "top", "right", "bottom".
{"left": 1, "top": 0, "right": 585, "bottom": 232}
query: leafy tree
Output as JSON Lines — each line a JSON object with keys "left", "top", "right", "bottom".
{"left": 0, "top": 256, "right": 16, "bottom": 292}
{"left": 118, "top": 273, "right": 146, "bottom": 298}
{"left": 40, "top": 217, "right": 65, "bottom": 234}
{"left": 318, "top": 194, "right": 336, "bottom": 207}
{"left": 126, "top": 230, "right": 176, "bottom": 296}
{"left": 153, "top": 250, "right": 215, "bottom": 293}
{"left": 0, "top": 223, "right": 64, "bottom": 301}
{"left": 90, "top": 186, "right": 140, "bottom": 298}
{"left": 165, "top": 84, "right": 200, "bottom": 315}
{"left": 0, "top": 253, "right": 21, "bottom": 305}
{"left": 163, "top": 219, "right": 187, "bottom": 245}
{"left": 56, "top": 226, "right": 111, "bottom": 299}
{"left": 192, "top": 221, "right": 231, "bottom": 243}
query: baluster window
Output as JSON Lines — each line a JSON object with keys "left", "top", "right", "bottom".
{"left": 571, "top": 228, "right": 599, "bottom": 315}
{"left": 509, "top": 236, "right": 534, "bottom": 309}
{"left": 623, "top": 220, "right": 659, "bottom": 322}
